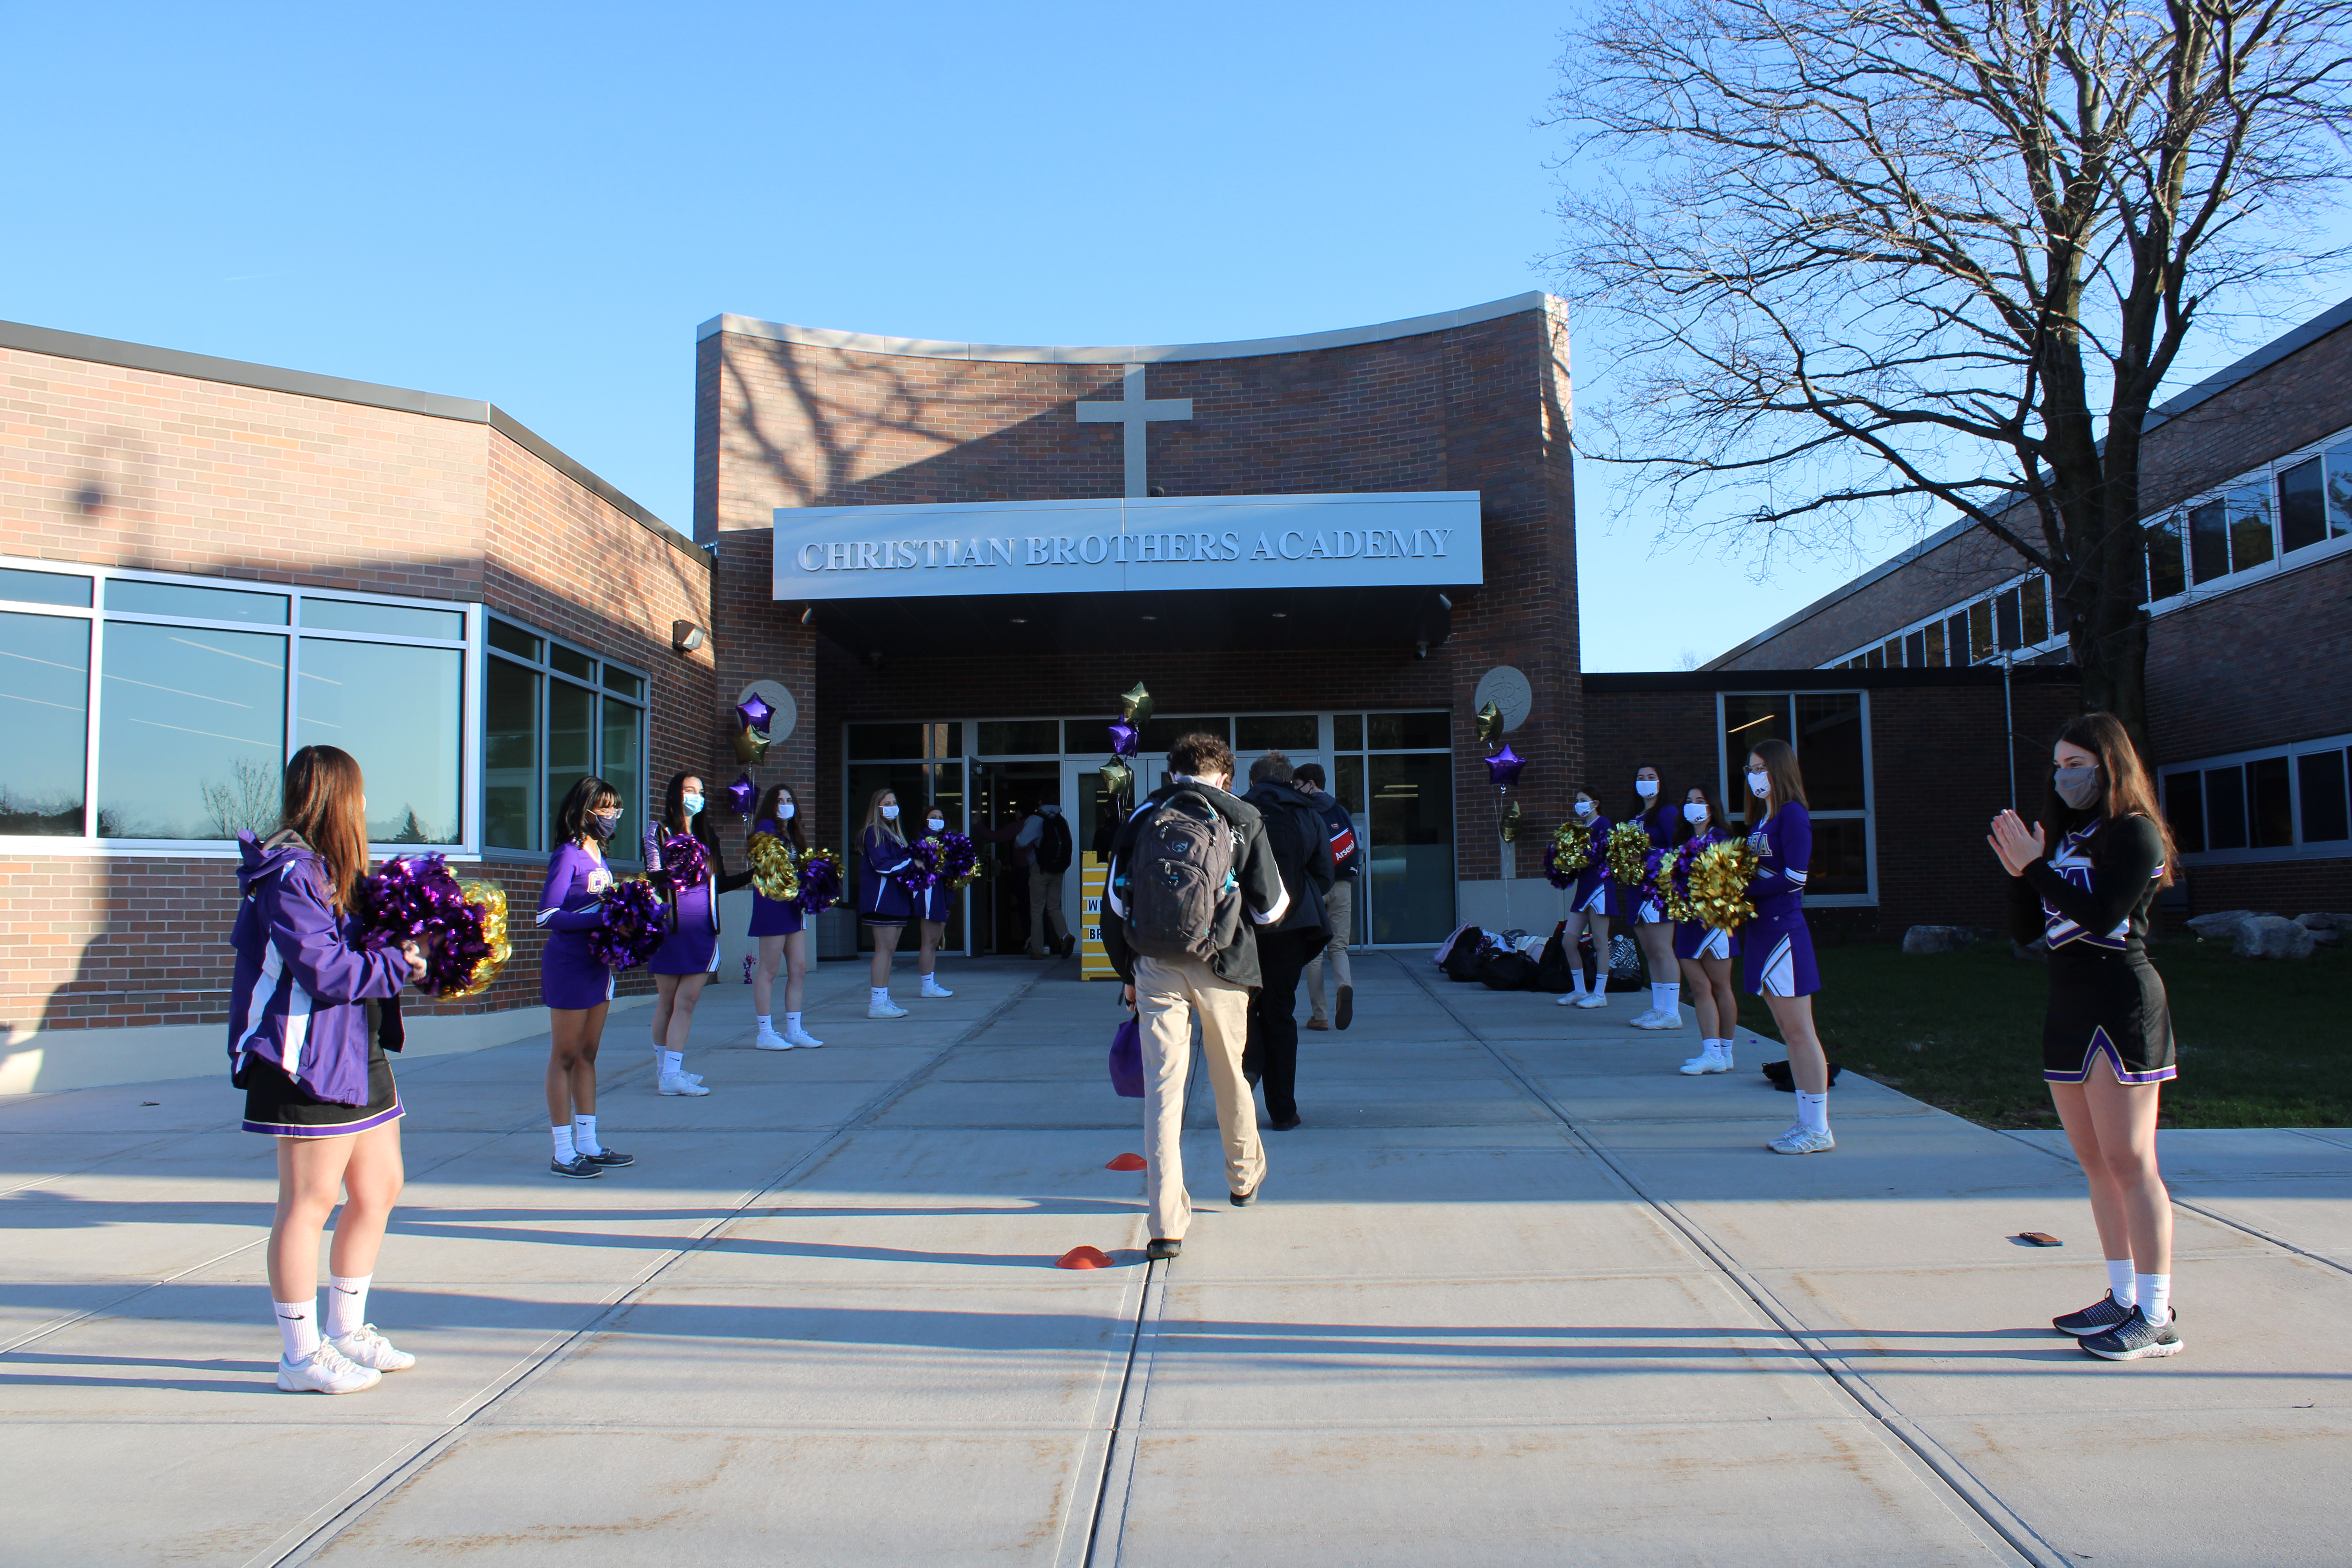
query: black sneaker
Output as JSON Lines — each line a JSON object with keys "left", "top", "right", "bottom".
{"left": 2053, "top": 1292, "right": 2132, "bottom": 1337}
{"left": 550, "top": 1154, "right": 603, "bottom": 1179}
{"left": 1334, "top": 985, "right": 1354, "bottom": 1031}
{"left": 1145, "top": 1238, "right": 1181, "bottom": 1261}
{"left": 1230, "top": 1189, "right": 1256, "bottom": 1207}
{"left": 585, "top": 1147, "right": 634, "bottom": 1168}
{"left": 2079, "top": 1304, "right": 2184, "bottom": 1361}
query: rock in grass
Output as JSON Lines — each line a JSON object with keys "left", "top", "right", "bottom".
{"left": 2185, "top": 909, "right": 2262, "bottom": 939}
{"left": 2294, "top": 912, "right": 2352, "bottom": 932}
{"left": 1902, "top": 925, "right": 1978, "bottom": 954}
{"left": 2234, "top": 915, "right": 2318, "bottom": 959}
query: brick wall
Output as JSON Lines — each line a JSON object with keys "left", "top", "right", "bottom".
{"left": 1, "top": 341, "right": 711, "bottom": 1034}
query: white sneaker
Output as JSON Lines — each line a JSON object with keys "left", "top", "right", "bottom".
{"left": 1632, "top": 1009, "right": 1682, "bottom": 1031}
{"left": 330, "top": 1324, "right": 417, "bottom": 1372}
{"left": 868, "top": 999, "right": 909, "bottom": 1019}
{"left": 650, "top": 1050, "right": 704, "bottom": 1084}
{"left": 920, "top": 978, "right": 954, "bottom": 998}
{"left": 1573, "top": 992, "right": 1608, "bottom": 1009}
{"left": 753, "top": 1025, "right": 793, "bottom": 1051}
{"left": 1768, "top": 1125, "right": 1837, "bottom": 1154}
{"left": 1679, "top": 1047, "right": 1732, "bottom": 1076}
{"left": 1624, "top": 1007, "right": 1659, "bottom": 1027}
{"left": 784, "top": 1025, "right": 826, "bottom": 1049}
{"left": 277, "top": 1340, "right": 381, "bottom": 1394}
{"left": 657, "top": 1072, "right": 711, "bottom": 1096}
{"left": 1555, "top": 993, "right": 1579, "bottom": 1006}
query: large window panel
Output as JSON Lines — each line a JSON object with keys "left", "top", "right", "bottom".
{"left": 2145, "top": 517, "right": 2186, "bottom": 601}
{"left": 2165, "top": 770, "right": 2206, "bottom": 854}
{"left": 1366, "top": 752, "right": 1453, "bottom": 944}
{"left": 0, "top": 611, "right": 89, "bottom": 835}
{"left": 1808, "top": 818, "right": 1871, "bottom": 898}
{"left": 601, "top": 695, "right": 643, "bottom": 851}
{"left": 545, "top": 679, "right": 596, "bottom": 846}
{"left": 1720, "top": 695, "right": 1791, "bottom": 803}
{"left": 2203, "top": 764, "right": 2248, "bottom": 851}
{"left": 2227, "top": 489, "right": 2275, "bottom": 573}
{"left": 2189, "top": 501, "right": 2230, "bottom": 584}
{"left": 1797, "top": 694, "right": 1866, "bottom": 811}
{"left": 100, "top": 621, "right": 285, "bottom": 838}
{"left": 2299, "top": 750, "right": 2349, "bottom": 844}
{"left": 485, "top": 657, "right": 541, "bottom": 851}
{"left": 2248, "top": 755, "right": 2294, "bottom": 849}
{"left": 2280, "top": 457, "right": 2328, "bottom": 554}
{"left": 299, "top": 637, "right": 462, "bottom": 843}
{"left": 106, "top": 577, "right": 287, "bottom": 625}
{"left": 2328, "top": 450, "right": 2352, "bottom": 540}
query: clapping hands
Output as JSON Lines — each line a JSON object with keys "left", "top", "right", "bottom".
{"left": 1986, "top": 810, "right": 2046, "bottom": 878}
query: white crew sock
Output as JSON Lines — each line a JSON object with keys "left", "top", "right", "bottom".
{"left": 1795, "top": 1089, "right": 1829, "bottom": 1134}
{"left": 324, "top": 1273, "right": 371, "bottom": 1338}
{"left": 786, "top": 1012, "right": 802, "bottom": 1031}
{"left": 275, "top": 1296, "right": 321, "bottom": 1361}
{"left": 551, "top": 1123, "right": 577, "bottom": 1163}
{"left": 573, "top": 1114, "right": 602, "bottom": 1157}
{"left": 871, "top": 986, "right": 890, "bottom": 1005}
{"left": 756, "top": 1014, "right": 773, "bottom": 1032}
{"left": 1650, "top": 982, "right": 1680, "bottom": 1016}
{"left": 661, "top": 1049, "right": 683, "bottom": 1076}
{"left": 2137, "top": 1272, "right": 2171, "bottom": 1324}
{"left": 2105, "top": 1259, "right": 2136, "bottom": 1308}
{"left": 1568, "top": 962, "right": 1589, "bottom": 997}
{"left": 1716, "top": 1038, "right": 1734, "bottom": 1064}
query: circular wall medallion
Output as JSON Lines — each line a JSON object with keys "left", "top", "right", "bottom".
{"left": 1472, "top": 666, "right": 1532, "bottom": 733}
{"left": 738, "top": 680, "right": 798, "bottom": 742}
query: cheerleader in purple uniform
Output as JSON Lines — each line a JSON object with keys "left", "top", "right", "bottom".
{"left": 643, "top": 772, "right": 754, "bottom": 1096}
{"left": 1552, "top": 786, "right": 1619, "bottom": 1010}
{"left": 1990, "top": 713, "right": 2183, "bottom": 1360}
{"left": 1626, "top": 765, "right": 1683, "bottom": 1030}
{"left": 749, "top": 784, "right": 824, "bottom": 1051}
{"left": 1740, "top": 739, "right": 1832, "bottom": 1153}
{"left": 858, "top": 788, "right": 918, "bottom": 1018}
{"left": 537, "top": 776, "right": 632, "bottom": 1180}
{"left": 908, "top": 804, "right": 958, "bottom": 1000}
{"left": 1671, "top": 785, "right": 1744, "bottom": 1076}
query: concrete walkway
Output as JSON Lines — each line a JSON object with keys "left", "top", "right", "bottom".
{"left": 3, "top": 951, "right": 2349, "bottom": 1566}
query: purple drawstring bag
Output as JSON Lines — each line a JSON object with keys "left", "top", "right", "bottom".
{"left": 1109, "top": 1016, "right": 1145, "bottom": 1098}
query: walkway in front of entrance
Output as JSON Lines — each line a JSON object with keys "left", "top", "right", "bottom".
{"left": 5, "top": 954, "right": 2350, "bottom": 1565}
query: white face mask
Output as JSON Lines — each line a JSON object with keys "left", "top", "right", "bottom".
{"left": 1747, "top": 768, "right": 1771, "bottom": 799}
{"left": 1635, "top": 779, "right": 1659, "bottom": 799}
{"left": 880, "top": 804, "right": 900, "bottom": 821}
{"left": 1574, "top": 799, "right": 1595, "bottom": 818}
{"left": 926, "top": 817, "right": 945, "bottom": 832}
{"left": 681, "top": 793, "right": 704, "bottom": 818}
{"left": 779, "top": 802, "right": 796, "bottom": 820}
{"left": 1683, "top": 802, "right": 1710, "bottom": 824}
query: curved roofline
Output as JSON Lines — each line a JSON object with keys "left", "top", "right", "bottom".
{"left": 695, "top": 291, "right": 1556, "bottom": 365}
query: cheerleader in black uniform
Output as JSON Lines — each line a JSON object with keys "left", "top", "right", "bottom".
{"left": 1990, "top": 712, "right": 2184, "bottom": 1360}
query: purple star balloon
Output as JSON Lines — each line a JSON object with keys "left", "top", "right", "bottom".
{"left": 725, "top": 772, "right": 758, "bottom": 816}
{"left": 736, "top": 693, "right": 776, "bottom": 734}
{"left": 1107, "top": 720, "right": 1140, "bottom": 757}
{"left": 1484, "top": 744, "right": 1526, "bottom": 792}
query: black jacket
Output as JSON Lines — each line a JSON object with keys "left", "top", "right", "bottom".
{"left": 1100, "top": 779, "right": 1289, "bottom": 989}
{"left": 1244, "top": 779, "right": 1335, "bottom": 938}
{"left": 1300, "top": 787, "right": 1359, "bottom": 880}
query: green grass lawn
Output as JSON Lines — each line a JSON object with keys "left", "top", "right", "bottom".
{"left": 1729, "top": 938, "right": 2351, "bottom": 1129}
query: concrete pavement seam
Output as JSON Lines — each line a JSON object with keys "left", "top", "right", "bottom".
{"left": 1396, "top": 953, "right": 2065, "bottom": 1568}
{"left": 257, "top": 966, "right": 1061, "bottom": 1568}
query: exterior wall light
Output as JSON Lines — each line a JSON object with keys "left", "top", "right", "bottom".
{"left": 670, "top": 621, "right": 706, "bottom": 653}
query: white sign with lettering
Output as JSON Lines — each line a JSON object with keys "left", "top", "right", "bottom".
{"left": 771, "top": 492, "right": 1482, "bottom": 601}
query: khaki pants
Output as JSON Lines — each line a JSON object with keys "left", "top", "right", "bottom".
{"left": 1134, "top": 953, "right": 1262, "bottom": 1241}
{"left": 1028, "top": 864, "right": 1069, "bottom": 955}
{"left": 1304, "top": 880, "right": 1355, "bottom": 1020}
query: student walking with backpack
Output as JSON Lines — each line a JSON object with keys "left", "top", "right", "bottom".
{"left": 1101, "top": 732, "right": 1290, "bottom": 1261}
{"left": 1292, "top": 763, "right": 1359, "bottom": 1032}
{"left": 1017, "top": 802, "right": 1077, "bottom": 958}
{"left": 1242, "top": 751, "right": 1335, "bottom": 1130}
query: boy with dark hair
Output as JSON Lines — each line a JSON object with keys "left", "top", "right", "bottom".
{"left": 1242, "top": 751, "right": 1334, "bottom": 1130}
{"left": 1290, "top": 762, "right": 1358, "bottom": 1031}
{"left": 1100, "top": 731, "right": 1288, "bottom": 1260}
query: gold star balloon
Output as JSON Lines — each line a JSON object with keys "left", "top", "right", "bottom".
{"left": 1474, "top": 699, "right": 1505, "bottom": 750}
{"left": 1500, "top": 799, "right": 1523, "bottom": 843}
{"left": 1118, "top": 682, "right": 1154, "bottom": 728}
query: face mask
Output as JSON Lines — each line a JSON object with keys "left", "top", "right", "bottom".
{"left": 780, "top": 803, "right": 796, "bottom": 820}
{"left": 2054, "top": 764, "right": 2100, "bottom": 810}
{"left": 880, "top": 804, "right": 900, "bottom": 821}
{"left": 1634, "top": 779, "right": 1659, "bottom": 799}
{"left": 681, "top": 793, "right": 704, "bottom": 818}
{"left": 1574, "top": 800, "right": 1595, "bottom": 818}
{"left": 926, "top": 817, "right": 945, "bottom": 833}
{"left": 1747, "top": 769, "right": 1771, "bottom": 799}
{"left": 588, "top": 810, "right": 620, "bottom": 840}
{"left": 1683, "top": 802, "right": 1710, "bottom": 824}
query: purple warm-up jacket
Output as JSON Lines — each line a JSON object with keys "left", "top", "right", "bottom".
{"left": 227, "top": 829, "right": 411, "bottom": 1108}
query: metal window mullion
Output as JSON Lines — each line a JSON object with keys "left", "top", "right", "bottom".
{"left": 81, "top": 612, "right": 103, "bottom": 840}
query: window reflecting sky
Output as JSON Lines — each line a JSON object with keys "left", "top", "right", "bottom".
{"left": 298, "top": 637, "right": 462, "bottom": 842}
{"left": 0, "top": 610, "right": 89, "bottom": 834}
{"left": 100, "top": 622, "right": 285, "bottom": 838}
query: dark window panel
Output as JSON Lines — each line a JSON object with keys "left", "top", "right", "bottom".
{"left": 2229, "top": 490, "right": 2275, "bottom": 572}
{"left": 1866, "top": 646, "right": 1886, "bottom": 668}
{"left": 1796, "top": 693, "right": 1866, "bottom": 812}
{"left": 1807, "top": 816, "right": 1871, "bottom": 898}
{"left": 2022, "top": 575, "right": 2049, "bottom": 644}
{"left": 1968, "top": 602, "right": 1994, "bottom": 661}
{"left": 2249, "top": 756, "right": 2295, "bottom": 848}
{"left": 1138, "top": 715, "right": 1230, "bottom": 753}
{"left": 2298, "top": 750, "right": 2350, "bottom": 843}
{"left": 1924, "top": 620, "right": 1946, "bottom": 666}
{"left": 548, "top": 643, "right": 595, "bottom": 681}
{"left": 2144, "top": 517, "right": 2186, "bottom": 601}
{"left": 929, "top": 722, "right": 964, "bottom": 759}
{"left": 851, "top": 722, "right": 928, "bottom": 759}
{"left": 1995, "top": 587, "right": 2023, "bottom": 650}
{"left": 2165, "top": 770, "right": 2205, "bottom": 855}
{"left": 1333, "top": 713, "right": 1364, "bottom": 751}
{"left": 1367, "top": 751, "right": 1455, "bottom": 943}
{"left": 1235, "top": 715, "right": 1319, "bottom": 753}
{"left": 2280, "top": 457, "right": 2329, "bottom": 553}
{"left": 487, "top": 618, "right": 540, "bottom": 661}
{"left": 1904, "top": 630, "right": 1927, "bottom": 667}
{"left": 2189, "top": 501, "right": 2230, "bottom": 583}
{"left": 601, "top": 666, "right": 644, "bottom": 700}
{"left": 485, "top": 657, "right": 540, "bottom": 851}
{"left": 2328, "top": 450, "right": 2352, "bottom": 539}
{"left": 1366, "top": 712, "right": 1448, "bottom": 750}
{"left": 1945, "top": 613, "right": 1969, "bottom": 664}
{"left": 2204, "top": 764, "right": 2248, "bottom": 850}
{"left": 1721, "top": 695, "right": 1791, "bottom": 806}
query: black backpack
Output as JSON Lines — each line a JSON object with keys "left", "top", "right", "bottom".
{"left": 1120, "top": 791, "right": 1240, "bottom": 964}
{"left": 1479, "top": 950, "right": 1539, "bottom": 991}
{"left": 1036, "top": 812, "right": 1073, "bottom": 874}
{"left": 1533, "top": 923, "right": 1575, "bottom": 993}
{"left": 1442, "top": 932, "right": 1492, "bottom": 982}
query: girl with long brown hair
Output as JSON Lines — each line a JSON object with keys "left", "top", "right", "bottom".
{"left": 748, "top": 783, "right": 824, "bottom": 1050}
{"left": 1672, "top": 784, "right": 1743, "bottom": 1076}
{"left": 229, "top": 744, "right": 427, "bottom": 1394}
{"left": 1990, "top": 712, "right": 2185, "bottom": 1360}
{"left": 1624, "top": 764, "right": 1683, "bottom": 1029}
{"left": 1741, "top": 739, "right": 1833, "bottom": 1153}
{"left": 642, "top": 770, "right": 753, "bottom": 1094}
{"left": 536, "top": 775, "right": 632, "bottom": 1178}
{"left": 856, "top": 786, "right": 917, "bottom": 1018}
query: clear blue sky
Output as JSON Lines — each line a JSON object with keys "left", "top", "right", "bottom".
{"left": 6, "top": 3, "right": 2344, "bottom": 670}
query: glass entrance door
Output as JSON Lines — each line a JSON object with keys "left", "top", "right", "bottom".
{"left": 970, "top": 759, "right": 1060, "bottom": 955}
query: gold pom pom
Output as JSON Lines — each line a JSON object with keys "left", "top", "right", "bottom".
{"left": 439, "top": 880, "right": 512, "bottom": 1001}
{"left": 1687, "top": 839, "right": 1759, "bottom": 932}
{"left": 747, "top": 831, "right": 799, "bottom": 902}
{"left": 1549, "top": 820, "right": 1591, "bottom": 878}
{"left": 1604, "top": 821, "right": 1651, "bottom": 888}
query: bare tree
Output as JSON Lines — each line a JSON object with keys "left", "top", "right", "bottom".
{"left": 1553, "top": 0, "right": 2352, "bottom": 744}
{"left": 201, "top": 754, "right": 282, "bottom": 840}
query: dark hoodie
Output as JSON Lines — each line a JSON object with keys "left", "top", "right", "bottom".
{"left": 1243, "top": 777, "right": 1336, "bottom": 938}
{"left": 228, "top": 829, "right": 411, "bottom": 1107}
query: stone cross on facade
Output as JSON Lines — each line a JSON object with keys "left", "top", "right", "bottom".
{"left": 1076, "top": 365, "right": 1192, "bottom": 499}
